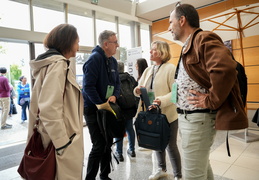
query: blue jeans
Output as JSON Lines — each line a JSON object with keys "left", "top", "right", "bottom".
{"left": 21, "top": 101, "right": 29, "bottom": 121}
{"left": 115, "top": 118, "right": 135, "bottom": 154}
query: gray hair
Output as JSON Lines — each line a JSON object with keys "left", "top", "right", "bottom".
{"left": 117, "top": 61, "right": 124, "bottom": 73}
{"left": 98, "top": 30, "right": 116, "bottom": 46}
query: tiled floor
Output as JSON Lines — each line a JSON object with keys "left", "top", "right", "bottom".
{"left": 0, "top": 108, "right": 259, "bottom": 180}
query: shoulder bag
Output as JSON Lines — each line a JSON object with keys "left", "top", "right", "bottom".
{"left": 17, "top": 118, "right": 56, "bottom": 180}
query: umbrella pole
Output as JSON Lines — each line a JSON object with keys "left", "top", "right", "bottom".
{"left": 239, "top": 33, "right": 245, "bottom": 67}
{"left": 237, "top": 10, "right": 245, "bottom": 66}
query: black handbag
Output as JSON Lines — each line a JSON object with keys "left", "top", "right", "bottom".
{"left": 135, "top": 105, "right": 170, "bottom": 152}
{"left": 12, "top": 103, "right": 17, "bottom": 114}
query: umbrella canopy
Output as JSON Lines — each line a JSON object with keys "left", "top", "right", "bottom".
{"left": 200, "top": 3, "right": 259, "bottom": 66}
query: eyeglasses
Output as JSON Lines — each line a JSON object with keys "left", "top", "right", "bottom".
{"left": 108, "top": 41, "right": 119, "bottom": 45}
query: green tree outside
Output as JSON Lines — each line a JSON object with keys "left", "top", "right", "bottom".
{"left": 9, "top": 64, "right": 22, "bottom": 88}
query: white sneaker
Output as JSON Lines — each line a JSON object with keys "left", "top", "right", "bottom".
{"left": 148, "top": 168, "right": 167, "bottom": 180}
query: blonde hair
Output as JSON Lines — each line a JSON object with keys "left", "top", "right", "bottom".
{"left": 151, "top": 41, "right": 171, "bottom": 63}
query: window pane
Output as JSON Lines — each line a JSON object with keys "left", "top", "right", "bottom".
{"left": 35, "top": 43, "right": 46, "bottom": 57}
{"left": 140, "top": 24, "right": 151, "bottom": 63}
{"left": 0, "top": 41, "right": 30, "bottom": 85}
{"left": 96, "top": 12, "right": 116, "bottom": 44}
{"left": 68, "top": 6, "right": 93, "bottom": 47}
{"left": 0, "top": 0, "right": 30, "bottom": 30}
{"left": 119, "top": 24, "right": 131, "bottom": 49}
{"left": 33, "top": 1, "right": 64, "bottom": 33}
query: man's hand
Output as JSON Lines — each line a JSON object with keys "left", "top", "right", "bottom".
{"left": 108, "top": 96, "right": 116, "bottom": 103}
{"left": 187, "top": 90, "right": 208, "bottom": 108}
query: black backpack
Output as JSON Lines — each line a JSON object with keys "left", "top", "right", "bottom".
{"left": 117, "top": 73, "right": 138, "bottom": 109}
{"left": 97, "top": 102, "right": 126, "bottom": 140}
{"left": 233, "top": 56, "right": 247, "bottom": 107}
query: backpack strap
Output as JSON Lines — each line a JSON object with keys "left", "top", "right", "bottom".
{"left": 96, "top": 109, "right": 122, "bottom": 165}
{"left": 226, "top": 131, "right": 231, "bottom": 157}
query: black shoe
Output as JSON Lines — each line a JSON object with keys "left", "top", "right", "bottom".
{"left": 127, "top": 149, "right": 136, "bottom": 157}
{"left": 115, "top": 152, "right": 124, "bottom": 162}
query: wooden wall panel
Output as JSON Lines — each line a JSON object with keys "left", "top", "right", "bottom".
{"left": 247, "top": 103, "right": 259, "bottom": 110}
{"left": 198, "top": 0, "right": 259, "bottom": 20}
{"left": 247, "top": 84, "right": 259, "bottom": 102}
{"left": 232, "top": 35, "right": 259, "bottom": 49}
{"left": 152, "top": 36, "right": 173, "bottom": 44}
{"left": 169, "top": 43, "right": 182, "bottom": 58}
{"left": 232, "top": 47, "right": 259, "bottom": 66}
{"left": 245, "top": 66, "right": 259, "bottom": 84}
{"left": 152, "top": 19, "right": 169, "bottom": 35}
{"left": 169, "top": 57, "right": 179, "bottom": 66}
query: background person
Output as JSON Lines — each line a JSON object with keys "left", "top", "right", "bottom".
{"left": 17, "top": 76, "right": 30, "bottom": 123}
{"left": 168, "top": 3, "right": 247, "bottom": 180}
{"left": 82, "top": 30, "right": 120, "bottom": 180}
{"left": 134, "top": 41, "right": 182, "bottom": 180}
{"left": 0, "top": 67, "right": 12, "bottom": 130}
{"left": 28, "top": 24, "right": 84, "bottom": 179}
{"left": 135, "top": 58, "right": 148, "bottom": 82}
{"left": 115, "top": 61, "right": 138, "bottom": 162}
{"left": 9, "top": 83, "right": 17, "bottom": 117}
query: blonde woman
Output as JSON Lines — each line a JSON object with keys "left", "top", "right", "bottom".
{"left": 134, "top": 41, "right": 182, "bottom": 180}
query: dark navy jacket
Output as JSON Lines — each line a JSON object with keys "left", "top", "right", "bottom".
{"left": 82, "top": 45, "right": 120, "bottom": 108}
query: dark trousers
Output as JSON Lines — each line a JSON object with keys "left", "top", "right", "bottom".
{"left": 155, "top": 119, "right": 182, "bottom": 178}
{"left": 84, "top": 107, "right": 112, "bottom": 180}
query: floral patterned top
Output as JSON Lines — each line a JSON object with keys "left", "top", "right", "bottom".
{"left": 175, "top": 36, "right": 208, "bottom": 110}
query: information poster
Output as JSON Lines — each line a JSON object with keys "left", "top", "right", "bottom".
{"left": 126, "top": 47, "right": 142, "bottom": 80}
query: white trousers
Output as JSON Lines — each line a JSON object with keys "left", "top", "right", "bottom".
{"left": 178, "top": 112, "right": 216, "bottom": 180}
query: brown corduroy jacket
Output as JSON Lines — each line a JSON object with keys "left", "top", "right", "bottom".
{"left": 181, "top": 28, "right": 248, "bottom": 130}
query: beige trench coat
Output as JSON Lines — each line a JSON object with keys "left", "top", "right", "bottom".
{"left": 29, "top": 55, "right": 84, "bottom": 180}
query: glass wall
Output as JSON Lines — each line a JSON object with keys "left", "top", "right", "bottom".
{"left": 32, "top": 0, "right": 64, "bottom": 33}
{"left": 96, "top": 12, "right": 116, "bottom": 44}
{"left": 140, "top": 24, "right": 151, "bottom": 64}
{"left": 0, "top": 41, "right": 30, "bottom": 89}
{"left": 34, "top": 43, "right": 46, "bottom": 57}
{"left": 0, "top": 0, "right": 151, "bottom": 77}
{"left": 68, "top": 6, "right": 94, "bottom": 47}
{"left": 0, "top": 0, "right": 30, "bottom": 30}
{"left": 118, "top": 23, "right": 131, "bottom": 62}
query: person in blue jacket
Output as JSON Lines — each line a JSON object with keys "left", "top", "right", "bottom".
{"left": 82, "top": 30, "right": 120, "bottom": 180}
{"left": 17, "top": 76, "right": 30, "bottom": 123}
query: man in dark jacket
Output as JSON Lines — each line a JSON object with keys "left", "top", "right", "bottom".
{"left": 82, "top": 30, "right": 120, "bottom": 180}
{"left": 168, "top": 3, "right": 247, "bottom": 180}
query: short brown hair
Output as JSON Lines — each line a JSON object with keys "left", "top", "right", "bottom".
{"left": 175, "top": 3, "right": 200, "bottom": 28}
{"left": 44, "top": 24, "right": 78, "bottom": 55}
